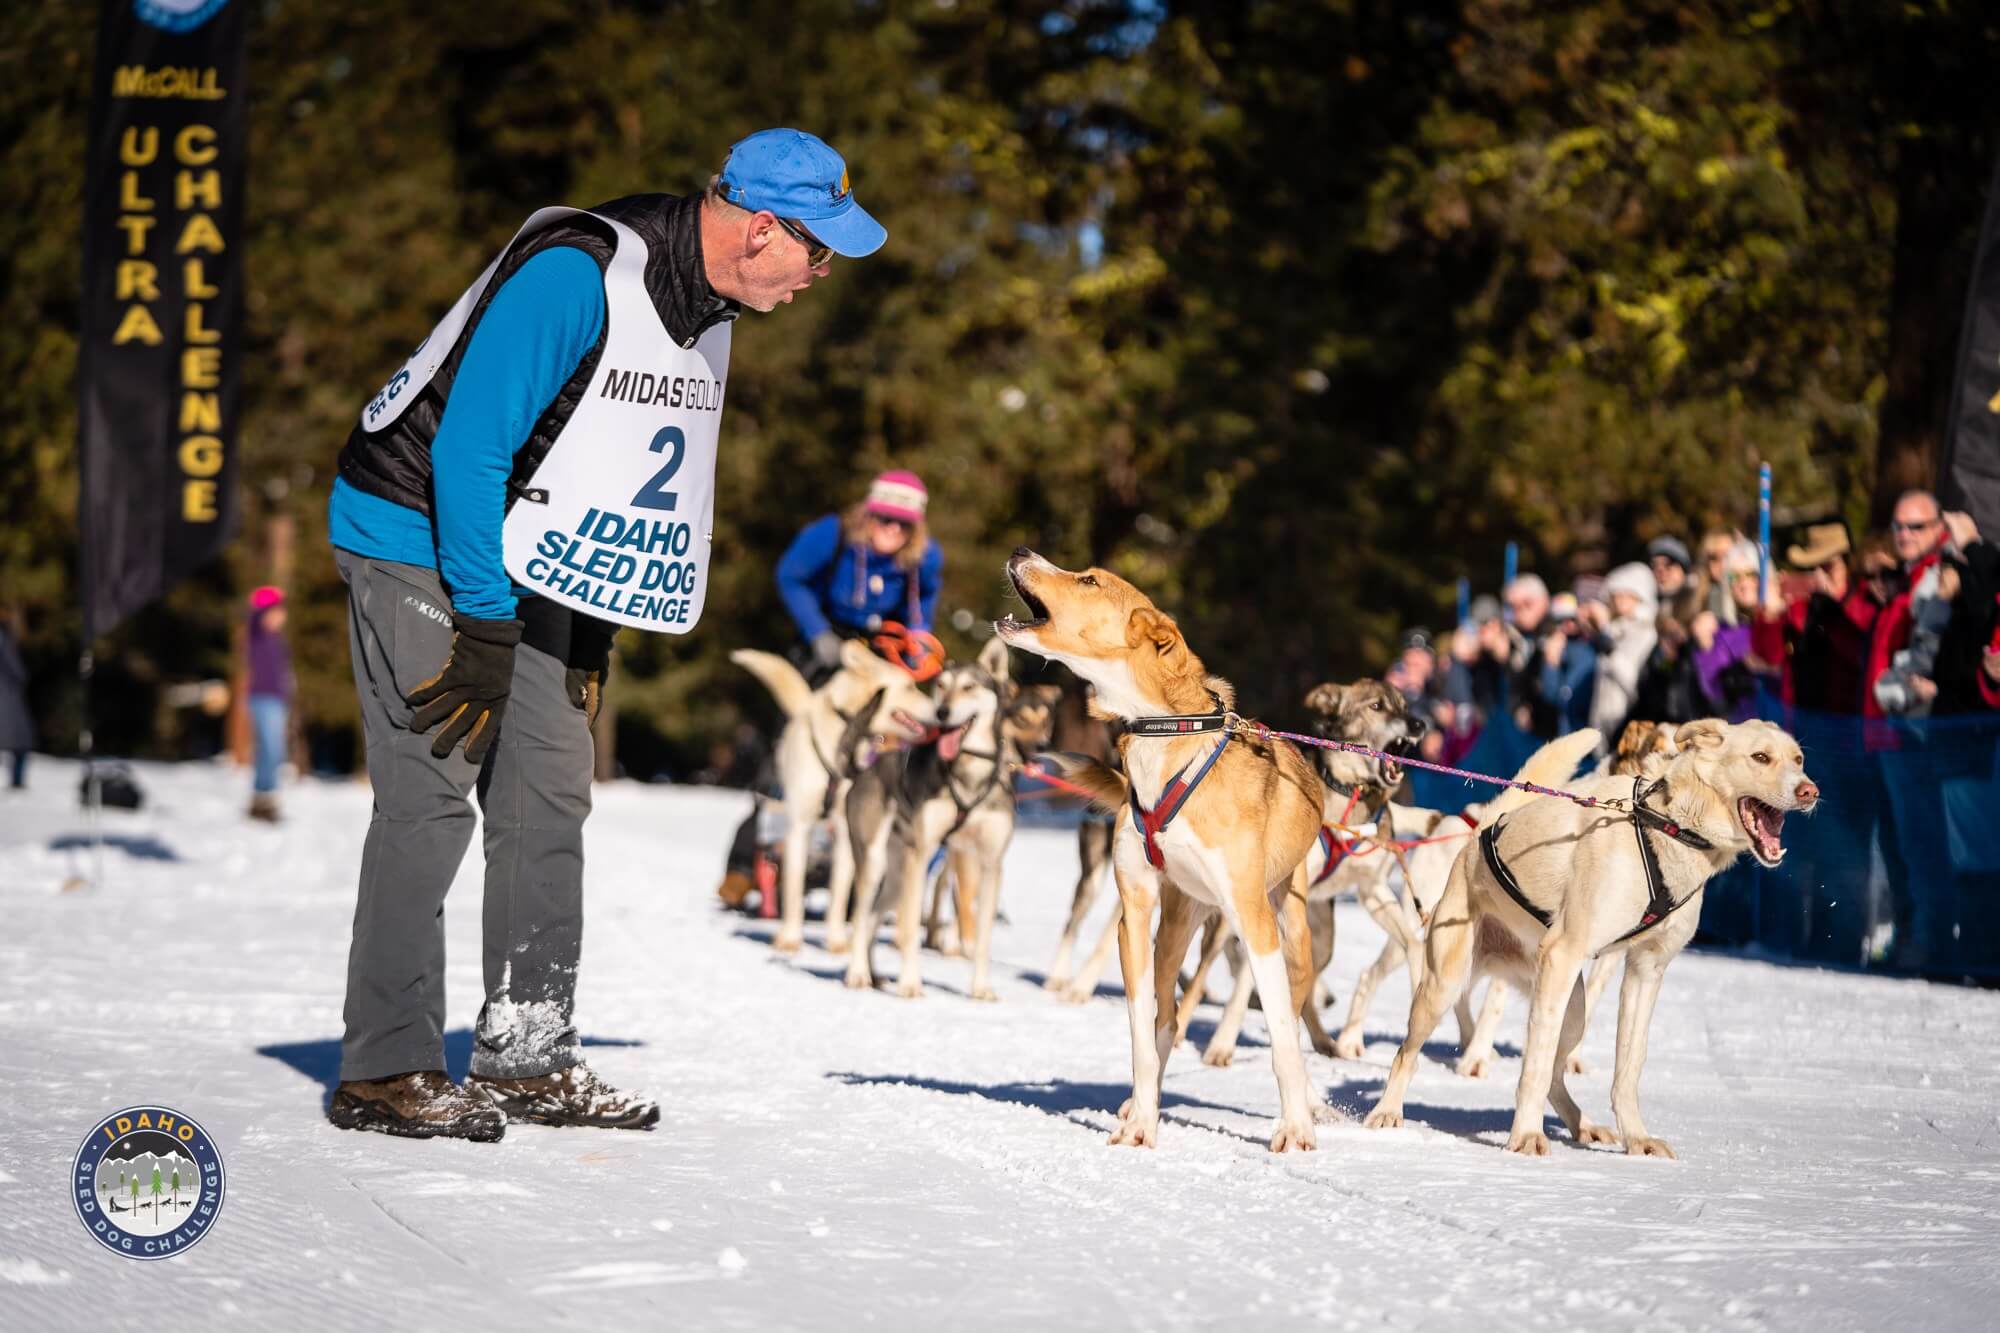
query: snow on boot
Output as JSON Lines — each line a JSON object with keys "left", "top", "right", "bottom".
{"left": 467, "top": 1064, "right": 660, "bottom": 1130}
{"left": 327, "top": 1071, "right": 506, "bottom": 1142}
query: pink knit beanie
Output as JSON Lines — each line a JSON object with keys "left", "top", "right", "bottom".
{"left": 863, "top": 470, "right": 927, "bottom": 523}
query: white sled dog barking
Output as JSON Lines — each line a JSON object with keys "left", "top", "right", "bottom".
{"left": 1365, "top": 717, "right": 1817, "bottom": 1159}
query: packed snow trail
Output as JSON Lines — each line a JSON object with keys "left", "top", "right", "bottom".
{"left": 2, "top": 758, "right": 1997, "bottom": 1330}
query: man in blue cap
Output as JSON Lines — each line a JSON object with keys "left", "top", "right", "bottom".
{"left": 325, "top": 129, "right": 884, "bottom": 1142}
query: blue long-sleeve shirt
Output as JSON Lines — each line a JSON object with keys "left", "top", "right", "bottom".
{"left": 1537, "top": 633, "right": 1600, "bottom": 735}
{"left": 775, "top": 513, "right": 943, "bottom": 642}
{"left": 328, "top": 245, "right": 606, "bottom": 619}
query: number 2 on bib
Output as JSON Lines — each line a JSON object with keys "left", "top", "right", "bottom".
{"left": 631, "top": 426, "right": 684, "bottom": 511}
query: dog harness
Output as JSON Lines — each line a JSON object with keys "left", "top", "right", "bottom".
{"left": 1126, "top": 708, "right": 1234, "bottom": 870}
{"left": 1313, "top": 779, "right": 1394, "bottom": 886}
{"left": 810, "top": 686, "right": 886, "bottom": 817}
{"left": 1479, "top": 778, "right": 1714, "bottom": 945}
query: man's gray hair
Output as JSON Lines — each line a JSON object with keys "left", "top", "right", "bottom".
{"left": 1893, "top": 488, "right": 1940, "bottom": 516}
{"left": 706, "top": 174, "right": 751, "bottom": 219}
{"left": 1506, "top": 573, "right": 1549, "bottom": 601}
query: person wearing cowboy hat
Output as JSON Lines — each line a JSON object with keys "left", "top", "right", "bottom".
{"left": 1750, "top": 522, "right": 1880, "bottom": 713}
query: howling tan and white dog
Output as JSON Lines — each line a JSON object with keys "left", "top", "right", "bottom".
{"left": 730, "top": 643, "right": 938, "bottom": 954}
{"left": 1365, "top": 717, "right": 1817, "bottom": 1157}
{"left": 995, "top": 550, "right": 1327, "bottom": 1152}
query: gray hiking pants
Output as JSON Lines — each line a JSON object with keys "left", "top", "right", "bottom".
{"left": 335, "top": 551, "right": 593, "bottom": 1082}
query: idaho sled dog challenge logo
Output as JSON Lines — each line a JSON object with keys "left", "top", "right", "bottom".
{"left": 72, "top": 1106, "right": 226, "bottom": 1260}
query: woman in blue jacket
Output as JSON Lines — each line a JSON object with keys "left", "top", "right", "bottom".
{"left": 776, "top": 469, "right": 942, "bottom": 676}
{"left": 718, "top": 469, "right": 944, "bottom": 909}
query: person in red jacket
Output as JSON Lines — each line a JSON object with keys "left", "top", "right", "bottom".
{"left": 1867, "top": 491, "right": 1956, "bottom": 717}
{"left": 1753, "top": 523, "right": 1879, "bottom": 713}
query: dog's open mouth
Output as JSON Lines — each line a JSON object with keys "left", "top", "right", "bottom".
{"left": 995, "top": 561, "right": 1049, "bottom": 634}
{"left": 1738, "top": 796, "right": 1786, "bottom": 867}
{"left": 1378, "top": 735, "right": 1418, "bottom": 786}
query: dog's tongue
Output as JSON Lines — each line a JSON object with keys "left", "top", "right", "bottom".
{"left": 1746, "top": 799, "right": 1784, "bottom": 858}
{"left": 1758, "top": 804, "right": 1784, "bottom": 853}
{"left": 938, "top": 726, "right": 964, "bottom": 760}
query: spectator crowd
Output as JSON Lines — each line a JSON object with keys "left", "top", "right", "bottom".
{"left": 1387, "top": 490, "right": 2000, "bottom": 765}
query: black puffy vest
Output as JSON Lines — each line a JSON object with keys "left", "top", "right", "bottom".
{"left": 336, "top": 192, "right": 738, "bottom": 517}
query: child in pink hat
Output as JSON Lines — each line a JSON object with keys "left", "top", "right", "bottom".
{"left": 244, "top": 585, "right": 292, "bottom": 821}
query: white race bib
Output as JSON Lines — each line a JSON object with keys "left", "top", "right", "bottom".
{"left": 499, "top": 215, "right": 729, "bottom": 634}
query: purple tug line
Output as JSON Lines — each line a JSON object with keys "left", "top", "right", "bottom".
{"left": 1227, "top": 717, "right": 1624, "bottom": 814}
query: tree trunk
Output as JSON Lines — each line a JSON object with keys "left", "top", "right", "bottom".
{"left": 1872, "top": 132, "right": 1973, "bottom": 525}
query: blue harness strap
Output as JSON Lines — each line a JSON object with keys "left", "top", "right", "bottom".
{"left": 1129, "top": 731, "right": 1233, "bottom": 870}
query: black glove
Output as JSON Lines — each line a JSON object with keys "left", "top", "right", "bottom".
{"left": 811, "top": 630, "right": 845, "bottom": 671}
{"left": 565, "top": 616, "right": 618, "bottom": 725}
{"left": 407, "top": 614, "right": 523, "bottom": 763}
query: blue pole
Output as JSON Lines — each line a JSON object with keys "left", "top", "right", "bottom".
{"left": 1502, "top": 542, "right": 1518, "bottom": 622}
{"left": 1456, "top": 576, "right": 1470, "bottom": 628}
{"left": 1758, "top": 463, "right": 1772, "bottom": 605}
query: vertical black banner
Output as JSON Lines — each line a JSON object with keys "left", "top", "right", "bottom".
{"left": 78, "top": 0, "right": 247, "bottom": 641}
{"left": 1941, "top": 152, "right": 2000, "bottom": 545}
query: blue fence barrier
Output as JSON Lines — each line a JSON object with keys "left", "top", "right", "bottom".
{"left": 1407, "top": 700, "right": 2000, "bottom": 979}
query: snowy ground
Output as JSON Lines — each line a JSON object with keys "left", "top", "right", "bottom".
{"left": 2, "top": 756, "right": 1998, "bottom": 1332}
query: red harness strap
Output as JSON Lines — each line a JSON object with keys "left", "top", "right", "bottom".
{"left": 1130, "top": 732, "right": 1233, "bottom": 870}
{"left": 1312, "top": 787, "right": 1366, "bottom": 886}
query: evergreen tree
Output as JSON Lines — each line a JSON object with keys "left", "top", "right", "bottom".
{"left": 2, "top": 0, "right": 1995, "bottom": 755}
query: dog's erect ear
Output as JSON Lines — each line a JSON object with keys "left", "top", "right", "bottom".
{"left": 1303, "top": 682, "right": 1343, "bottom": 716}
{"left": 839, "top": 638, "right": 877, "bottom": 674}
{"left": 977, "top": 634, "right": 1010, "bottom": 682}
{"left": 1674, "top": 718, "right": 1728, "bottom": 752}
{"left": 1124, "top": 607, "right": 1173, "bottom": 651}
{"left": 1126, "top": 607, "right": 1191, "bottom": 674}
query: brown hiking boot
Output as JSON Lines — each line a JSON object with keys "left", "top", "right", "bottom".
{"left": 327, "top": 1070, "right": 506, "bottom": 1142}
{"left": 248, "top": 793, "right": 281, "bottom": 823}
{"left": 467, "top": 1064, "right": 660, "bottom": 1130}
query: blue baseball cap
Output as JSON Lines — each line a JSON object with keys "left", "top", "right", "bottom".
{"left": 716, "top": 128, "right": 886, "bottom": 259}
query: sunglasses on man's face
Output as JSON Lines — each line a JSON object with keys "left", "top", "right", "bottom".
{"left": 776, "top": 217, "right": 832, "bottom": 268}
{"left": 1890, "top": 517, "right": 1939, "bottom": 535}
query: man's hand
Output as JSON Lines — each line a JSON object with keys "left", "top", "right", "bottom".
{"left": 812, "top": 631, "right": 845, "bottom": 671}
{"left": 566, "top": 617, "right": 617, "bottom": 726}
{"left": 1541, "top": 631, "right": 1566, "bottom": 668}
{"left": 1911, "top": 676, "right": 1938, "bottom": 704}
{"left": 407, "top": 614, "right": 523, "bottom": 763}
{"left": 1691, "top": 610, "right": 1719, "bottom": 651}
{"left": 1944, "top": 510, "right": 1980, "bottom": 551}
